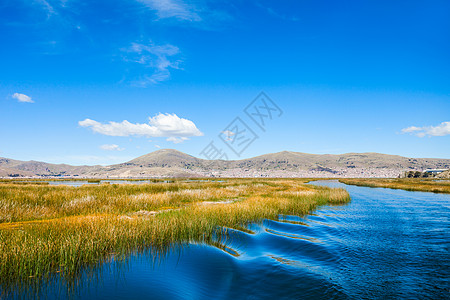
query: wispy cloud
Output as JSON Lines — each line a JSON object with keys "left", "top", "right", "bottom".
{"left": 255, "top": 2, "right": 299, "bottom": 22}
{"left": 100, "top": 144, "right": 124, "bottom": 151}
{"left": 221, "top": 130, "right": 235, "bottom": 141}
{"left": 79, "top": 113, "right": 203, "bottom": 143}
{"left": 35, "top": 0, "right": 56, "bottom": 17}
{"left": 401, "top": 121, "right": 450, "bottom": 137}
{"left": 12, "top": 93, "right": 34, "bottom": 103}
{"left": 166, "top": 136, "right": 188, "bottom": 143}
{"left": 137, "top": 0, "right": 201, "bottom": 21}
{"left": 123, "top": 41, "right": 182, "bottom": 85}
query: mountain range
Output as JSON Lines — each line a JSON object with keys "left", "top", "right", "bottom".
{"left": 1, "top": 149, "right": 449, "bottom": 178}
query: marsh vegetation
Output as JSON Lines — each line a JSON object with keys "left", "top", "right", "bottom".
{"left": 339, "top": 178, "right": 450, "bottom": 193}
{"left": 0, "top": 178, "right": 349, "bottom": 293}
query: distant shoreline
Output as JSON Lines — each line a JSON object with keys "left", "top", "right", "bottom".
{"left": 1, "top": 149, "right": 449, "bottom": 178}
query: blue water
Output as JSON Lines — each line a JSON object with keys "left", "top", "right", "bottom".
{"left": 12, "top": 181, "right": 450, "bottom": 299}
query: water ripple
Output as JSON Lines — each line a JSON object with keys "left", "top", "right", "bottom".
{"left": 29, "top": 180, "right": 450, "bottom": 299}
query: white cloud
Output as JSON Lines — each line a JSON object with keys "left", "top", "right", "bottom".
{"left": 137, "top": 0, "right": 201, "bottom": 21}
{"left": 155, "top": 145, "right": 161, "bottom": 148}
{"left": 100, "top": 144, "right": 124, "bottom": 151}
{"left": 401, "top": 122, "right": 450, "bottom": 137}
{"left": 79, "top": 113, "right": 203, "bottom": 143}
{"left": 166, "top": 137, "right": 188, "bottom": 144}
{"left": 221, "top": 130, "right": 235, "bottom": 141}
{"left": 124, "top": 42, "right": 182, "bottom": 85}
{"left": 401, "top": 126, "right": 422, "bottom": 133}
{"left": 12, "top": 93, "right": 34, "bottom": 103}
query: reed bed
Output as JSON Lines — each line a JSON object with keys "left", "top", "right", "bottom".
{"left": 0, "top": 178, "right": 349, "bottom": 289}
{"left": 0, "top": 178, "right": 172, "bottom": 182}
{"left": 339, "top": 178, "right": 450, "bottom": 193}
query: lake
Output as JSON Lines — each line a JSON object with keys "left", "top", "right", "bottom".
{"left": 13, "top": 180, "right": 450, "bottom": 299}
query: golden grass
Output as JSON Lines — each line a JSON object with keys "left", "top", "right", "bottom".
{"left": 0, "top": 178, "right": 349, "bottom": 286}
{"left": 339, "top": 178, "right": 450, "bottom": 193}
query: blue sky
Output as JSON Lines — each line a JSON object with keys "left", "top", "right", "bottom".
{"left": 1, "top": 0, "right": 449, "bottom": 165}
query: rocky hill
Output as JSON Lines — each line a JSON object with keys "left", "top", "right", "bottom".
{"left": 0, "top": 157, "right": 99, "bottom": 177}
{"left": 1, "top": 149, "right": 449, "bottom": 178}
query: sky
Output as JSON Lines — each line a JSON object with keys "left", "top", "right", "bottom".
{"left": 0, "top": 0, "right": 449, "bottom": 165}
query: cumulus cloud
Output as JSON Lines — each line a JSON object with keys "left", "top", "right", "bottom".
{"left": 79, "top": 113, "right": 203, "bottom": 143}
{"left": 12, "top": 93, "right": 34, "bottom": 103}
{"left": 100, "top": 144, "right": 124, "bottom": 151}
{"left": 401, "top": 122, "right": 450, "bottom": 137}
{"left": 123, "top": 42, "right": 182, "bottom": 85}
{"left": 137, "top": 0, "right": 201, "bottom": 21}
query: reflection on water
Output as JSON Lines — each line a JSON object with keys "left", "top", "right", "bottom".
{"left": 4, "top": 180, "right": 450, "bottom": 299}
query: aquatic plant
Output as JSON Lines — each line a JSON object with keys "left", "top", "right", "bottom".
{"left": 339, "top": 178, "right": 450, "bottom": 193}
{"left": 0, "top": 179, "right": 349, "bottom": 288}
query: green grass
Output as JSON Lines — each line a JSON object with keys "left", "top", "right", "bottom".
{"left": 0, "top": 178, "right": 350, "bottom": 289}
{"left": 339, "top": 178, "right": 450, "bottom": 193}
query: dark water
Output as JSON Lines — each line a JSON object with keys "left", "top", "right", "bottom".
{"left": 16, "top": 181, "right": 450, "bottom": 299}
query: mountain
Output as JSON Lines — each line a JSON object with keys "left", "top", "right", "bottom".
{"left": 85, "top": 149, "right": 203, "bottom": 178}
{"left": 128, "top": 149, "right": 202, "bottom": 167}
{"left": 1, "top": 149, "right": 449, "bottom": 178}
{"left": 0, "top": 157, "right": 99, "bottom": 177}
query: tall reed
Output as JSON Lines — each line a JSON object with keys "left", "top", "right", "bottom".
{"left": 0, "top": 179, "right": 350, "bottom": 288}
{"left": 339, "top": 178, "right": 450, "bottom": 193}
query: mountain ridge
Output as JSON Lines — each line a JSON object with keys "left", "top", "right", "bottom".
{"left": 1, "top": 149, "right": 449, "bottom": 178}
